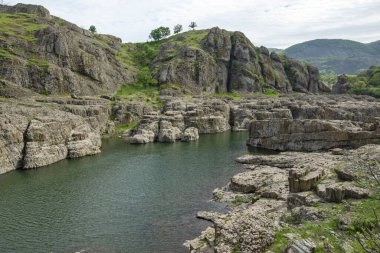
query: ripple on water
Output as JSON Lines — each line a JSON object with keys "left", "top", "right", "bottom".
{"left": 0, "top": 132, "right": 249, "bottom": 253}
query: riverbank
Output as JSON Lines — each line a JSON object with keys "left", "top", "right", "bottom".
{"left": 1, "top": 93, "right": 379, "bottom": 175}
{"left": 187, "top": 144, "right": 380, "bottom": 252}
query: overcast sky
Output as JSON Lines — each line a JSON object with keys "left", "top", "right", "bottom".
{"left": 5, "top": 0, "right": 380, "bottom": 48}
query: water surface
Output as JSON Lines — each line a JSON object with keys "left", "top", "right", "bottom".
{"left": 0, "top": 132, "right": 248, "bottom": 253}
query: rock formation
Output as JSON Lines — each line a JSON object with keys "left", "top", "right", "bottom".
{"left": 0, "top": 96, "right": 112, "bottom": 174}
{"left": 187, "top": 144, "right": 379, "bottom": 252}
{"left": 152, "top": 27, "right": 330, "bottom": 94}
{"left": 0, "top": 3, "right": 134, "bottom": 96}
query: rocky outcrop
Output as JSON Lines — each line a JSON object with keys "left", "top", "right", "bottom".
{"left": 247, "top": 119, "right": 380, "bottom": 151}
{"left": 181, "top": 127, "right": 199, "bottom": 142}
{"left": 332, "top": 74, "right": 350, "bottom": 94}
{"left": 188, "top": 144, "right": 379, "bottom": 252}
{"left": 243, "top": 95, "right": 380, "bottom": 151}
{"left": 0, "top": 96, "right": 112, "bottom": 174}
{"left": 128, "top": 97, "right": 230, "bottom": 143}
{"left": 0, "top": 4, "right": 134, "bottom": 96}
{"left": 154, "top": 27, "right": 327, "bottom": 94}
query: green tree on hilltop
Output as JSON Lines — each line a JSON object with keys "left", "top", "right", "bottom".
{"left": 89, "top": 25, "right": 97, "bottom": 34}
{"left": 189, "top": 21, "right": 197, "bottom": 30}
{"left": 149, "top": 26, "right": 171, "bottom": 41}
{"left": 173, "top": 24, "right": 183, "bottom": 34}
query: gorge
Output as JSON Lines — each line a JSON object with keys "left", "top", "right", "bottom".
{"left": 0, "top": 3, "right": 379, "bottom": 253}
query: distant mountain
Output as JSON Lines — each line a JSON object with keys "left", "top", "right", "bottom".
{"left": 276, "top": 39, "right": 380, "bottom": 74}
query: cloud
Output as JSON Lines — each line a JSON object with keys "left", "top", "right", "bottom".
{"left": 5, "top": 0, "right": 380, "bottom": 48}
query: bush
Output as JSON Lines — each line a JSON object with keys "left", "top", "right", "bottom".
{"left": 137, "top": 67, "right": 157, "bottom": 86}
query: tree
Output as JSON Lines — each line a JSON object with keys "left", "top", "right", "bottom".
{"left": 149, "top": 26, "right": 171, "bottom": 41}
{"left": 173, "top": 24, "right": 183, "bottom": 34}
{"left": 189, "top": 22, "right": 197, "bottom": 30}
{"left": 89, "top": 25, "right": 97, "bottom": 34}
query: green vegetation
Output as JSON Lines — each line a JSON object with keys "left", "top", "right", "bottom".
{"left": 320, "top": 69, "right": 338, "bottom": 85}
{"left": 115, "top": 30, "right": 209, "bottom": 96}
{"left": 0, "top": 13, "right": 48, "bottom": 43}
{"left": 27, "top": 57, "right": 49, "bottom": 70}
{"left": 284, "top": 39, "right": 380, "bottom": 74}
{"left": 231, "top": 242, "right": 241, "bottom": 253}
{"left": 270, "top": 158, "right": 380, "bottom": 253}
{"left": 115, "top": 120, "right": 138, "bottom": 133}
{"left": 149, "top": 26, "right": 171, "bottom": 41}
{"left": 89, "top": 25, "right": 97, "bottom": 34}
{"left": 347, "top": 66, "right": 380, "bottom": 98}
{"left": 271, "top": 196, "right": 380, "bottom": 252}
{"left": 173, "top": 24, "right": 183, "bottom": 34}
{"left": 115, "top": 83, "right": 162, "bottom": 108}
{"left": 0, "top": 47, "right": 16, "bottom": 59}
{"left": 263, "top": 87, "right": 280, "bottom": 96}
{"left": 189, "top": 21, "right": 197, "bottom": 30}
{"left": 137, "top": 67, "right": 157, "bottom": 86}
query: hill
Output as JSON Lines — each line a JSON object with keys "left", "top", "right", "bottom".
{"left": 0, "top": 3, "right": 329, "bottom": 97}
{"left": 282, "top": 39, "right": 380, "bottom": 75}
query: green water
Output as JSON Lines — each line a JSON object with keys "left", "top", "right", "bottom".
{"left": 0, "top": 132, "right": 249, "bottom": 253}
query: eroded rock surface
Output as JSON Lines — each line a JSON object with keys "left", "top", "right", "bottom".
{"left": 0, "top": 96, "right": 112, "bottom": 173}
{"left": 187, "top": 144, "right": 379, "bottom": 253}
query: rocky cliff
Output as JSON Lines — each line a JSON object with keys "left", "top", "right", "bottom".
{"left": 147, "top": 27, "right": 330, "bottom": 94}
{"left": 0, "top": 96, "right": 113, "bottom": 174}
{"left": 0, "top": 3, "right": 134, "bottom": 96}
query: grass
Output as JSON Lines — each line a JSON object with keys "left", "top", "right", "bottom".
{"left": 115, "top": 29, "right": 209, "bottom": 73}
{"left": 116, "top": 83, "right": 158, "bottom": 97}
{"left": 0, "top": 47, "right": 16, "bottom": 59}
{"left": 115, "top": 83, "right": 162, "bottom": 108}
{"left": 115, "top": 120, "right": 138, "bottom": 133}
{"left": 0, "top": 13, "right": 48, "bottom": 43}
{"left": 27, "top": 57, "right": 49, "bottom": 70}
{"left": 263, "top": 88, "right": 280, "bottom": 96}
{"left": 270, "top": 194, "right": 380, "bottom": 253}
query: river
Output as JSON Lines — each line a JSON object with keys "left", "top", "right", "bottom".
{"left": 0, "top": 132, "right": 249, "bottom": 253}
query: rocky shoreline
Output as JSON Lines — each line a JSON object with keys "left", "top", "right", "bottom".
{"left": 2, "top": 93, "right": 379, "bottom": 253}
{"left": 186, "top": 144, "right": 379, "bottom": 253}
{"left": 1, "top": 93, "right": 379, "bottom": 174}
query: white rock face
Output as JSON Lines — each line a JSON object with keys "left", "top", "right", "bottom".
{"left": 0, "top": 97, "right": 110, "bottom": 173}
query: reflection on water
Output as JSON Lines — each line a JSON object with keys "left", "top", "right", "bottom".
{"left": 0, "top": 131, "right": 248, "bottom": 253}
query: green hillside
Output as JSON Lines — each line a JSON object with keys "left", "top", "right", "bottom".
{"left": 282, "top": 39, "right": 380, "bottom": 75}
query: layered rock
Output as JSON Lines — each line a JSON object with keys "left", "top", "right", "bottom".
{"left": 243, "top": 95, "right": 380, "bottom": 151}
{"left": 0, "top": 96, "right": 112, "bottom": 174}
{"left": 188, "top": 144, "right": 379, "bottom": 252}
{"left": 128, "top": 98, "right": 230, "bottom": 143}
{"left": 247, "top": 119, "right": 380, "bottom": 151}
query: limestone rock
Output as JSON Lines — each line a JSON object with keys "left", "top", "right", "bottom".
{"left": 158, "top": 121, "right": 182, "bottom": 143}
{"left": 247, "top": 119, "right": 380, "bottom": 151}
{"left": 289, "top": 167, "right": 326, "bottom": 193}
{"left": 325, "top": 182, "right": 370, "bottom": 203}
{"left": 285, "top": 239, "right": 316, "bottom": 253}
{"left": 230, "top": 166, "right": 288, "bottom": 199}
{"left": 182, "top": 127, "right": 199, "bottom": 142}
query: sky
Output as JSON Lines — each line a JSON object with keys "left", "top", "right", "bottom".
{"left": 4, "top": 0, "right": 380, "bottom": 48}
